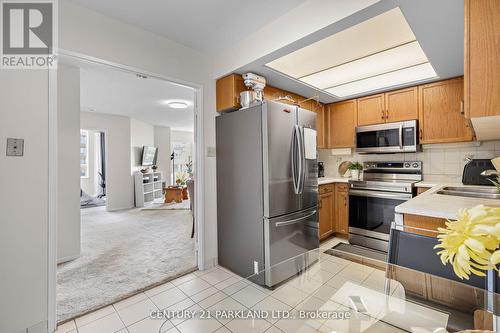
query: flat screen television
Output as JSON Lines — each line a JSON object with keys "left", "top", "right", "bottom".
{"left": 141, "top": 146, "right": 158, "bottom": 166}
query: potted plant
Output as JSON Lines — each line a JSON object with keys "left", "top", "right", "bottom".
{"left": 175, "top": 171, "right": 188, "bottom": 186}
{"left": 348, "top": 162, "right": 363, "bottom": 180}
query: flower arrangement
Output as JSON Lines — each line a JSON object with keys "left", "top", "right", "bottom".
{"left": 489, "top": 176, "right": 500, "bottom": 191}
{"left": 434, "top": 205, "right": 500, "bottom": 279}
{"left": 175, "top": 172, "right": 189, "bottom": 186}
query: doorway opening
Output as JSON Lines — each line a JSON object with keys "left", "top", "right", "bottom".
{"left": 53, "top": 54, "right": 202, "bottom": 323}
{"left": 80, "top": 130, "right": 107, "bottom": 209}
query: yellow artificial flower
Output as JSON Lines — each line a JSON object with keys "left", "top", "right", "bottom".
{"left": 434, "top": 205, "right": 500, "bottom": 279}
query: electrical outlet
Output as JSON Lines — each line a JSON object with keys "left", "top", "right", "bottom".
{"left": 253, "top": 261, "right": 259, "bottom": 274}
{"left": 6, "top": 138, "right": 24, "bottom": 156}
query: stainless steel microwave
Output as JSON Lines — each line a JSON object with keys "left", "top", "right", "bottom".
{"left": 355, "top": 120, "right": 420, "bottom": 154}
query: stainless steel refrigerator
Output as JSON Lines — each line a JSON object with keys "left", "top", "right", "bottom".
{"left": 216, "top": 100, "right": 319, "bottom": 287}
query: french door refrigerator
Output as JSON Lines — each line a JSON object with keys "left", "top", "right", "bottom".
{"left": 216, "top": 100, "right": 319, "bottom": 287}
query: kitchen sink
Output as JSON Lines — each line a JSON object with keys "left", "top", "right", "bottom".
{"left": 436, "top": 186, "right": 500, "bottom": 199}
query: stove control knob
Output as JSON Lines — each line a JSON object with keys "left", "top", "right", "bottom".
{"left": 412, "top": 163, "right": 419, "bottom": 168}
{"left": 404, "top": 163, "right": 410, "bottom": 168}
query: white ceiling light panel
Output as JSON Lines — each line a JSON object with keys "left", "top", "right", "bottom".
{"left": 300, "top": 41, "right": 429, "bottom": 89}
{"left": 325, "top": 62, "right": 437, "bottom": 97}
{"left": 265, "top": 7, "right": 438, "bottom": 99}
{"left": 266, "top": 7, "right": 416, "bottom": 78}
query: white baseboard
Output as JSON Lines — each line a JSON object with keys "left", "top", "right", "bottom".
{"left": 57, "top": 254, "right": 80, "bottom": 264}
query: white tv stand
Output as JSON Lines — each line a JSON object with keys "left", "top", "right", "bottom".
{"left": 134, "top": 171, "right": 163, "bottom": 207}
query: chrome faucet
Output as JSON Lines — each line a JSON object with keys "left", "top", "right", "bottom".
{"left": 481, "top": 169, "right": 500, "bottom": 177}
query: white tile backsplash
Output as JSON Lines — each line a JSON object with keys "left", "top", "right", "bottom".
{"left": 318, "top": 141, "right": 500, "bottom": 179}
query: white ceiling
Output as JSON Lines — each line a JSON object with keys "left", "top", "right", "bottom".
{"left": 68, "top": 0, "right": 306, "bottom": 53}
{"left": 79, "top": 62, "right": 195, "bottom": 131}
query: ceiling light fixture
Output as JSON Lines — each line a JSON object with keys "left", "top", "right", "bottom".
{"left": 164, "top": 100, "right": 189, "bottom": 109}
{"left": 326, "top": 62, "right": 437, "bottom": 97}
{"left": 265, "top": 7, "right": 438, "bottom": 99}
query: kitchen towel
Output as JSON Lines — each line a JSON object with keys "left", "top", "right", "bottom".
{"left": 303, "top": 128, "right": 317, "bottom": 160}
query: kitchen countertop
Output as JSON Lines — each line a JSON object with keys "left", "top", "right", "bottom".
{"left": 396, "top": 183, "right": 500, "bottom": 220}
{"left": 318, "top": 177, "right": 350, "bottom": 185}
{"left": 414, "top": 175, "right": 463, "bottom": 188}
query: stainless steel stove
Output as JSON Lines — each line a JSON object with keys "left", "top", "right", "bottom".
{"left": 348, "top": 161, "right": 422, "bottom": 252}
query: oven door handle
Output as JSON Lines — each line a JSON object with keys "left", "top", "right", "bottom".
{"left": 398, "top": 124, "right": 403, "bottom": 150}
{"left": 349, "top": 189, "right": 412, "bottom": 200}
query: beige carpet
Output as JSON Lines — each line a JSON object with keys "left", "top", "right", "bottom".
{"left": 57, "top": 206, "right": 196, "bottom": 322}
{"left": 142, "top": 199, "right": 190, "bottom": 210}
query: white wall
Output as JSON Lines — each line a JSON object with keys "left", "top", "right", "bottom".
{"left": 130, "top": 118, "right": 154, "bottom": 173}
{"left": 59, "top": 0, "right": 218, "bottom": 271}
{"left": 154, "top": 126, "right": 172, "bottom": 186}
{"left": 319, "top": 141, "right": 500, "bottom": 180}
{"left": 58, "top": 64, "right": 82, "bottom": 264}
{"left": 0, "top": 71, "right": 49, "bottom": 333}
{"left": 1, "top": 1, "right": 218, "bottom": 331}
{"left": 81, "top": 112, "right": 134, "bottom": 211}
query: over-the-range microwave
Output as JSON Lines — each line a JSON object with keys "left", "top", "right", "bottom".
{"left": 355, "top": 120, "right": 420, "bottom": 154}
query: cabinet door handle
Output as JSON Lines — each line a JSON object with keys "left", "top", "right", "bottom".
{"left": 460, "top": 99, "right": 464, "bottom": 115}
{"left": 419, "top": 128, "right": 423, "bottom": 141}
{"left": 385, "top": 109, "right": 389, "bottom": 120}
{"left": 381, "top": 110, "right": 385, "bottom": 120}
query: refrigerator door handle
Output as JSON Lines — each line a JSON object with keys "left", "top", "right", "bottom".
{"left": 294, "top": 125, "right": 304, "bottom": 194}
{"left": 274, "top": 210, "right": 317, "bottom": 227}
{"left": 291, "top": 125, "right": 300, "bottom": 194}
{"left": 298, "top": 126, "right": 306, "bottom": 194}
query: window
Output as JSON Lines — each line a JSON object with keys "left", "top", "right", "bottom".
{"left": 80, "top": 130, "right": 89, "bottom": 178}
{"left": 171, "top": 141, "right": 193, "bottom": 185}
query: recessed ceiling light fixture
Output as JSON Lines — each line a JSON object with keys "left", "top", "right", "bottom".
{"left": 266, "top": 7, "right": 438, "bottom": 98}
{"left": 164, "top": 100, "right": 190, "bottom": 109}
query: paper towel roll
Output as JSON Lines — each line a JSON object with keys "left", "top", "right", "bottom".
{"left": 492, "top": 157, "right": 500, "bottom": 172}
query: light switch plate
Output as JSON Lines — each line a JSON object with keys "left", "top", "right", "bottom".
{"left": 206, "top": 146, "right": 216, "bottom": 157}
{"left": 6, "top": 138, "right": 24, "bottom": 156}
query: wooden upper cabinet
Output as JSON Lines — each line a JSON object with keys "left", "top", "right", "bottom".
{"left": 357, "top": 94, "right": 384, "bottom": 125}
{"left": 313, "top": 102, "right": 327, "bottom": 149}
{"left": 216, "top": 74, "right": 317, "bottom": 112}
{"left": 418, "top": 77, "right": 473, "bottom": 144}
{"left": 216, "top": 74, "right": 246, "bottom": 112}
{"left": 385, "top": 87, "right": 418, "bottom": 122}
{"left": 464, "top": 0, "right": 500, "bottom": 118}
{"left": 328, "top": 99, "right": 357, "bottom": 148}
{"left": 357, "top": 88, "right": 418, "bottom": 125}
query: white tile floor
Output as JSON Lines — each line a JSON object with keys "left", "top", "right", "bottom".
{"left": 54, "top": 237, "right": 442, "bottom": 333}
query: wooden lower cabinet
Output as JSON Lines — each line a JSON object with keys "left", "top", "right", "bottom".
{"left": 403, "top": 214, "right": 446, "bottom": 237}
{"left": 318, "top": 183, "right": 349, "bottom": 239}
{"left": 318, "top": 190, "right": 334, "bottom": 240}
{"left": 416, "top": 187, "right": 429, "bottom": 195}
{"left": 334, "top": 184, "right": 349, "bottom": 235}
{"left": 389, "top": 266, "right": 428, "bottom": 298}
{"left": 318, "top": 184, "right": 334, "bottom": 240}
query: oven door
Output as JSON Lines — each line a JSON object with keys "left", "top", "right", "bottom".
{"left": 355, "top": 120, "right": 418, "bottom": 153}
{"left": 348, "top": 189, "right": 412, "bottom": 242}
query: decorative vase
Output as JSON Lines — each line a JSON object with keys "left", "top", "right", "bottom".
{"left": 351, "top": 169, "right": 360, "bottom": 180}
